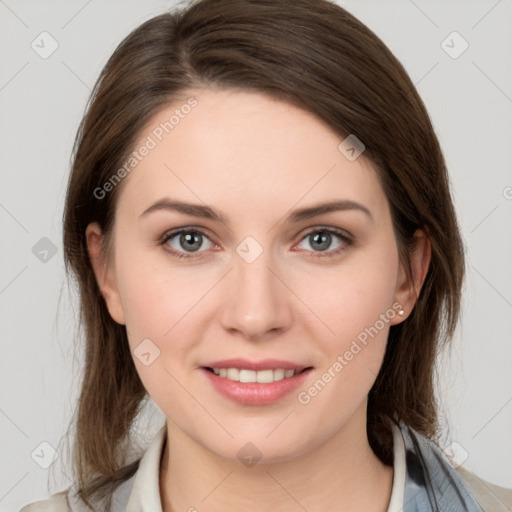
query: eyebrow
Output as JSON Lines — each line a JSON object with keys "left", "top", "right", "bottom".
{"left": 139, "top": 198, "right": 373, "bottom": 224}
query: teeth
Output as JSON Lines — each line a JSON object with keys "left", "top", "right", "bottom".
{"left": 240, "top": 369, "right": 257, "bottom": 383}
{"left": 273, "top": 368, "right": 285, "bottom": 381}
{"left": 210, "top": 367, "right": 301, "bottom": 383}
{"left": 227, "top": 368, "right": 239, "bottom": 381}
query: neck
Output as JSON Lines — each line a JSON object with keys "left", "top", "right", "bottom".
{"left": 159, "top": 408, "right": 393, "bottom": 512}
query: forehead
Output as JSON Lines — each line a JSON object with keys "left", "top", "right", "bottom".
{"left": 115, "top": 88, "right": 388, "bottom": 222}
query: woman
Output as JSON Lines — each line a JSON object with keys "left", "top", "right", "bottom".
{"left": 20, "top": 0, "right": 512, "bottom": 510}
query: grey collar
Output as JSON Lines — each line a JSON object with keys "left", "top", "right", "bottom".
{"left": 398, "top": 421, "right": 484, "bottom": 511}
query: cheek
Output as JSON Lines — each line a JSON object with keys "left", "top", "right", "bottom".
{"left": 114, "top": 254, "right": 209, "bottom": 414}
{"left": 114, "top": 235, "right": 195, "bottom": 336}
{"left": 303, "top": 245, "right": 399, "bottom": 346}
{"left": 294, "top": 240, "right": 400, "bottom": 400}
{"left": 292, "top": 261, "right": 399, "bottom": 436}
{"left": 114, "top": 243, "right": 219, "bottom": 371}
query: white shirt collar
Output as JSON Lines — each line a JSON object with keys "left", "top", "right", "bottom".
{"left": 388, "top": 420, "right": 406, "bottom": 512}
{"left": 124, "top": 422, "right": 406, "bottom": 511}
{"left": 125, "top": 424, "right": 166, "bottom": 512}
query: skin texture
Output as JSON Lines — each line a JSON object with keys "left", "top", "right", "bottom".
{"left": 86, "top": 88, "right": 431, "bottom": 511}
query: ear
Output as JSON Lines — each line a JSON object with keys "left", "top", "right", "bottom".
{"left": 85, "top": 222, "right": 125, "bottom": 325}
{"left": 391, "top": 229, "right": 431, "bottom": 324}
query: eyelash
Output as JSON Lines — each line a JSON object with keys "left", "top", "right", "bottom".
{"left": 159, "top": 226, "right": 354, "bottom": 261}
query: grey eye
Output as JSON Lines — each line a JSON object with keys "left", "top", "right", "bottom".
{"left": 166, "top": 231, "right": 213, "bottom": 253}
{"left": 298, "top": 230, "right": 344, "bottom": 252}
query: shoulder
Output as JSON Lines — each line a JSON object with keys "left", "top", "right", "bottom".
{"left": 456, "top": 465, "right": 512, "bottom": 512}
{"left": 19, "top": 491, "right": 71, "bottom": 512}
{"left": 19, "top": 473, "right": 136, "bottom": 512}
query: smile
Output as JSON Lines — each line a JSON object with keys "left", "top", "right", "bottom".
{"left": 201, "top": 360, "right": 313, "bottom": 405}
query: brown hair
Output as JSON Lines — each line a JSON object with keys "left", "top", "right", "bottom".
{"left": 62, "top": 0, "right": 465, "bottom": 507}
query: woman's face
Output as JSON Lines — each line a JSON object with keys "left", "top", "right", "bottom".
{"left": 88, "top": 88, "right": 423, "bottom": 463}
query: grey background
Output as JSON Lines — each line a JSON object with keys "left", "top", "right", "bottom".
{"left": 1, "top": 0, "right": 511, "bottom": 509}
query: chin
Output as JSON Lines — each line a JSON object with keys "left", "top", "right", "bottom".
{"left": 206, "top": 425, "right": 316, "bottom": 466}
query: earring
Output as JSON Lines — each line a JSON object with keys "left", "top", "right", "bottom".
{"left": 398, "top": 309, "right": 405, "bottom": 316}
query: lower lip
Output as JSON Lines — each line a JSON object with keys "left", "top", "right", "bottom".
{"left": 201, "top": 367, "right": 313, "bottom": 405}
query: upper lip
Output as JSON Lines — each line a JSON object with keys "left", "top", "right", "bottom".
{"left": 202, "top": 358, "right": 311, "bottom": 372}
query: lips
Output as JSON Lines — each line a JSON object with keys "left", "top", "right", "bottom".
{"left": 200, "top": 358, "right": 314, "bottom": 405}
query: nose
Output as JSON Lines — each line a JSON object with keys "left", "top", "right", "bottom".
{"left": 219, "top": 244, "right": 294, "bottom": 342}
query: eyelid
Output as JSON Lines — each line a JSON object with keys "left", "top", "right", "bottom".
{"left": 298, "top": 225, "right": 353, "bottom": 241}
{"left": 293, "top": 226, "right": 353, "bottom": 255}
{"left": 159, "top": 225, "right": 215, "bottom": 244}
